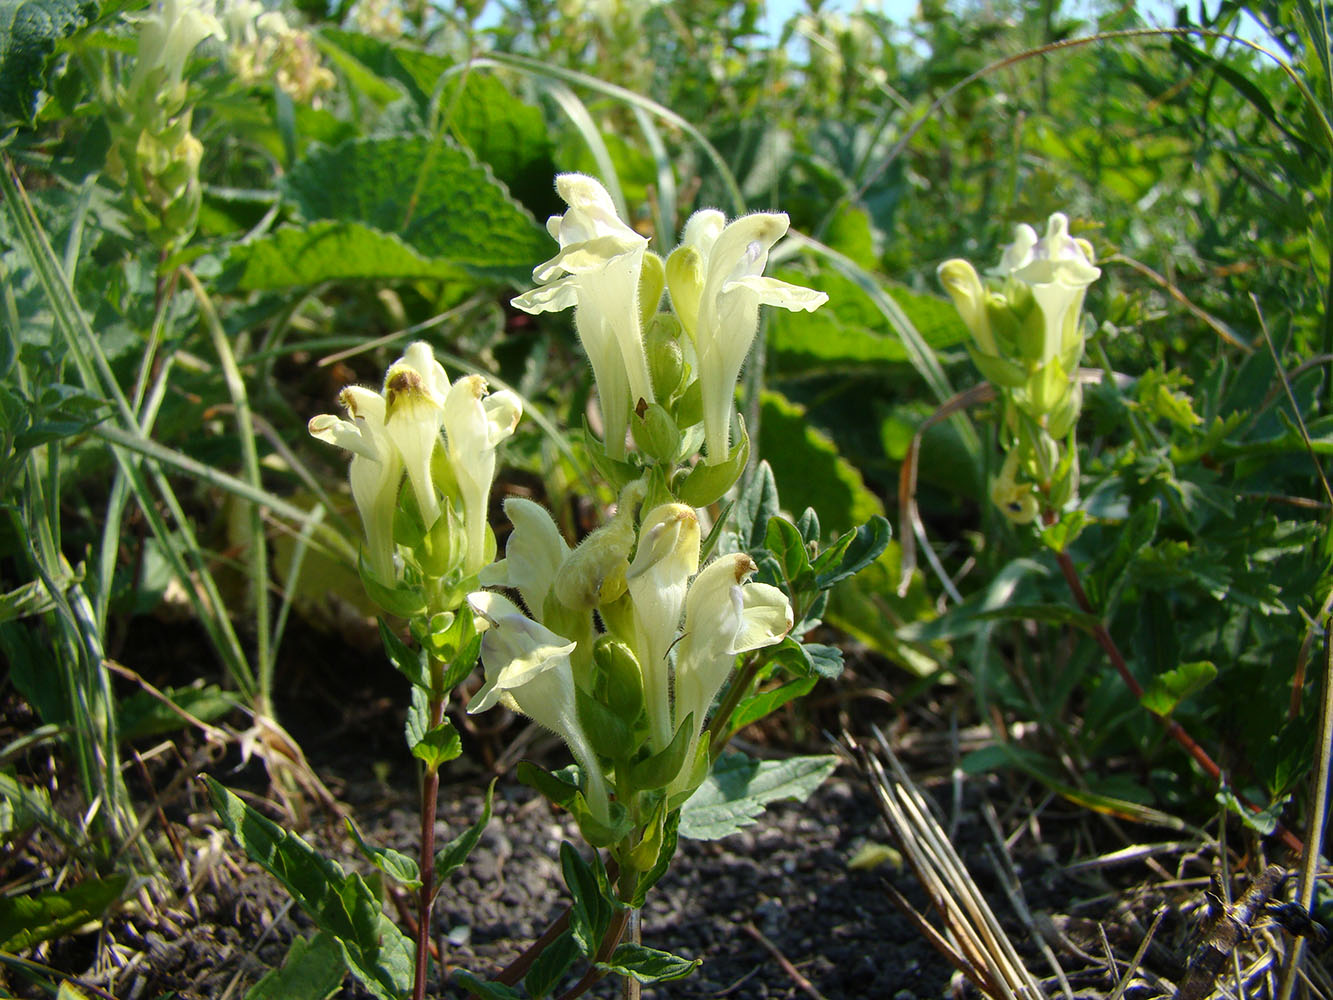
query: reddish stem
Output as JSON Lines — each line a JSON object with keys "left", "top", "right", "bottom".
{"left": 412, "top": 694, "right": 447, "bottom": 1000}
{"left": 1049, "top": 531, "right": 1302, "bottom": 854}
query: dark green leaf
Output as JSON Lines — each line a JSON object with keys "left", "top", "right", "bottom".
{"left": 972, "top": 603, "right": 1101, "bottom": 632}
{"left": 523, "top": 930, "right": 581, "bottom": 999}
{"left": 451, "top": 970, "right": 524, "bottom": 1000}
{"left": 0, "top": 874, "right": 126, "bottom": 952}
{"left": 630, "top": 810, "right": 679, "bottom": 907}
{"left": 765, "top": 515, "right": 812, "bottom": 585}
{"left": 802, "top": 643, "right": 844, "bottom": 679}
{"left": 678, "top": 753, "right": 838, "bottom": 841}
{"left": 732, "top": 460, "right": 780, "bottom": 553}
{"left": 433, "top": 779, "right": 495, "bottom": 884}
{"left": 204, "top": 777, "right": 412, "bottom": 1000}
{"left": 517, "top": 761, "right": 580, "bottom": 808}
{"left": 1140, "top": 661, "right": 1217, "bottom": 717}
{"left": 345, "top": 819, "right": 421, "bottom": 890}
{"left": 596, "top": 942, "right": 701, "bottom": 984}
{"left": 409, "top": 716, "right": 462, "bottom": 771}
{"left": 0, "top": 0, "right": 96, "bottom": 123}
{"left": 560, "top": 842, "right": 615, "bottom": 959}
{"left": 729, "top": 676, "right": 818, "bottom": 732}
{"left": 814, "top": 516, "right": 891, "bottom": 590}
{"left": 244, "top": 933, "right": 347, "bottom": 1000}
{"left": 378, "top": 619, "right": 428, "bottom": 689}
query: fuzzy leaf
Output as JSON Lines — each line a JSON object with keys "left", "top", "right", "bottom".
{"left": 678, "top": 752, "right": 838, "bottom": 841}
{"left": 221, "top": 221, "right": 468, "bottom": 291}
{"left": 283, "top": 135, "right": 547, "bottom": 277}
{"left": 345, "top": 819, "right": 421, "bottom": 891}
{"left": 0, "top": 0, "right": 96, "bottom": 123}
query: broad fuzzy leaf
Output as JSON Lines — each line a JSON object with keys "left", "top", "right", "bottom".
{"left": 678, "top": 752, "right": 838, "bottom": 841}
{"left": 244, "top": 933, "right": 347, "bottom": 1000}
{"left": 0, "top": 0, "right": 96, "bottom": 123}
{"left": 596, "top": 943, "right": 701, "bottom": 984}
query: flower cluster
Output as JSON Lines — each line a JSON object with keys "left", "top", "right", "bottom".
{"left": 107, "top": 0, "right": 224, "bottom": 249}
{"left": 221, "top": 0, "right": 335, "bottom": 105}
{"left": 469, "top": 495, "right": 792, "bottom": 826}
{"left": 512, "top": 174, "right": 827, "bottom": 470}
{"left": 309, "top": 342, "right": 521, "bottom": 589}
{"left": 939, "top": 213, "right": 1101, "bottom": 522}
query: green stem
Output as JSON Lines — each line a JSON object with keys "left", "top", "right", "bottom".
{"left": 412, "top": 666, "right": 448, "bottom": 1000}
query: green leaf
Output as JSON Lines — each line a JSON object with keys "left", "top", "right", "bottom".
{"left": 1140, "top": 661, "right": 1218, "bottom": 717}
{"left": 677, "top": 753, "right": 838, "bottom": 841}
{"left": 765, "top": 515, "right": 812, "bottom": 586}
{"left": 732, "top": 460, "right": 780, "bottom": 553}
{"left": 630, "top": 809, "right": 679, "bottom": 907}
{"left": 451, "top": 970, "right": 524, "bottom": 1000}
{"left": 204, "top": 777, "right": 412, "bottom": 1000}
{"left": 221, "top": 220, "right": 468, "bottom": 291}
{"left": 434, "top": 779, "right": 495, "bottom": 884}
{"left": 404, "top": 685, "right": 464, "bottom": 769}
{"left": 244, "top": 933, "right": 347, "bottom": 1000}
{"left": 596, "top": 943, "right": 701, "bottom": 984}
{"left": 813, "top": 516, "right": 891, "bottom": 590}
{"left": 516, "top": 761, "right": 580, "bottom": 808}
{"left": 283, "top": 135, "right": 547, "bottom": 278}
{"left": 1095, "top": 499, "right": 1161, "bottom": 614}
{"left": 628, "top": 713, "right": 694, "bottom": 791}
{"left": 758, "top": 391, "right": 884, "bottom": 534}
{"left": 379, "top": 619, "right": 428, "bottom": 689}
{"left": 0, "top": 874, "right": 127, "bottom": 952}
{"left": 523, "top": 929, "right": 581, "bottom": 999}
{"left": 117, "top": 683, "right": 236, "bottom": 742}
{"left": 729, "top": 676, "right": 818, "bottom": 732}
{"left": 0, "top": 0, "right": 96, "bottom": 123}
{"left": 560, "top": 842, "right": 615, "bottom": 959}
{"left": 345, "top": 819, "right": 421, "bottom": 891}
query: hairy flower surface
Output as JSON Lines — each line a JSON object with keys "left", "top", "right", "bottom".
{"left": 481, "top": 498, "right": 571, "bottom": 619}
{"left": 672, "top": 553, "right": 791, "bottom": 783}
{"left": 511, "top": 174, "right": 653, "bottom": 458}
{"left": 467, "top": 592, "right": 611, "bottom": 821}
{"left": 625, "top": 503, "right": 700, "bottom": 749}
{"left": 994, "top": 212, "right": 1100, "bottom": 369}
{"left": 444, "top": 375, "right": 522, "bottom": 575}
{"left": 308, "top": 385, "right": 402, "bottom": 580}
{"left": 668, "top": 210, "right": 827, "bottom": 463}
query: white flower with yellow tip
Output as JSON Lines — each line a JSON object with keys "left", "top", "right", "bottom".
{"left": 936, "top": 258, "right": 999, "bottom": 357}
{"left": 511, "top": 174, "right": 653, "bottom": 459}
{"left": 667, "top": 210, "right": 827, "bottom": 464}
{"left": 129, "top": 0, "right": 224, "bottom": 101}
{"left": 382, "top": 341, "right": 450, "bottom": 531}
{"left": 308, "top": 385, "right": 402, "bottom": 581}
{"left": 480, "top": 497, "right": 571, "bottom": 618}
{"left": 994, "top": 212, "right": 1100, "bottom": 369}
{"left": 625, "top": 503, "right": 700, "bottom": 749}
{"left": 673, "top": 554, "right": 792, "bottom": 738}
{"left": 467, "top": 591, "right": 610, "bottom": 822}
{"left": 444, "top": 375, "right": 523, "bottom": 575}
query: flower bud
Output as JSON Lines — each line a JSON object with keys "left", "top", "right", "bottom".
{"left": 631, "top": 401, "right": 681, "bottom": 464}
{"left": 644, "top": 312, "right": 685, "bottom": 400}
{"left": 554, "top": 496, "right": 638, "bottom": 611}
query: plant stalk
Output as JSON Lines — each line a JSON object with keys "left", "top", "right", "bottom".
{"left": 1049, "top": 530, "right": 1303, "bottom": 853}
{"left": 413, "top": 678, "right": 448, "bottom": 1000}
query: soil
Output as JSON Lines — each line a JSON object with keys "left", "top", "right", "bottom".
{"left": 2, "top": 617, "right": 1314, "bottom": 1000}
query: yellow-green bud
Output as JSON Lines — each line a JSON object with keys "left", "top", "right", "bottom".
{"left": 554, "top": 493, "right": 639, "bottom": 610}
{"left": 638, "top": 252, "right": 666, "bottom": 332}
{"left": 644, "top": 313, "right": 685, "bottom": 400}
{"left": 631, "top": 401, "right": 681, "bottom": 464}
{"left": 592, "top": 636, "right": 644, "bottom": 721}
